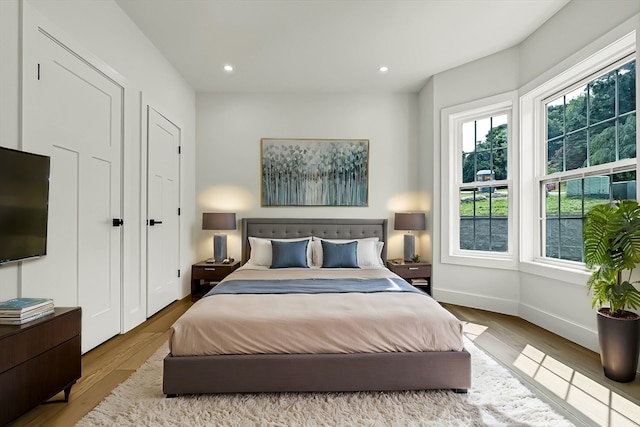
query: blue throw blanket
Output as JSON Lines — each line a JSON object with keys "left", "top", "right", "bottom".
{"left": 204, "top": 277, "right": 428, "bottom": 298}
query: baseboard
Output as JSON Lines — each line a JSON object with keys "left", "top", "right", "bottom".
{"left": 435, "top": 288, "right": 519, "bottom": 316}
{"left": 518, "top": 303, "right": 598, "bottom": 352}
{"left": 439, "top": 290, "right": 640, "bottom": 375}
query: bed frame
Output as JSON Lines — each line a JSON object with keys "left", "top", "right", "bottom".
{"left": 163, "top": 218, "right": 471, "bottom": 396}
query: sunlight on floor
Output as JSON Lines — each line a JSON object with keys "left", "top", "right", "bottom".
{"left": 462, "top": 321, "right": 488, "bottom": 341}
{"left": 513, "top": 344, "right": 640, "bottom": 427}
{"left": 460, "top": 322, "right": 639, "bottom": 426}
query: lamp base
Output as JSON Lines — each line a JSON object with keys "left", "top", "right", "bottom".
{"left": 213, "top": 234, "right": 227, "bottom": 263}
{"left": 403, "top": 233, "right": 415, "bottom": 262}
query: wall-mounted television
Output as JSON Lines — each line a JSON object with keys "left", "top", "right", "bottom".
{"left": 0, "top": 146, "right": 51, "bottom": 264}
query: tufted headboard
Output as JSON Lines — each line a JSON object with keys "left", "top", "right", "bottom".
{"left": 241, "top": 218, "right": 388, "bottom": 264}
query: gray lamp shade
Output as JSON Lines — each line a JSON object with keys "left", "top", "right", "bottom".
{"left": 202, "top": 213, "right": 236, "bottom": 262}
{"left": 202, "top": 212, "right": 237, "bottom": 230}
{"left": 394, "top": 213, "right": 426, "bottom": 262}
{"left": 394, "top": 212, "right": 426, "bottom": 231}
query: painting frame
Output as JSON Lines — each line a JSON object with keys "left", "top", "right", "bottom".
{"left": 261, "top": 138, "right": 369, "bottom": 207}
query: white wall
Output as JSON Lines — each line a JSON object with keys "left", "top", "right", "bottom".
{"left": 0, "top": 0, "right": 196, "bottom": 331}
{"left": 417, "top": 78, "right": 434, "bottom": 263}
{"left": 0, "top": 0, "right": 22, "bottom": 301}
{"left": 423, "top": 0, "right": 640, "bottom": 357}
{"left": 195, "top": 93, "right": 421, "bottom": 262}
{"left": 427, "top": 47, "right": 522, "bottom": 314}
{"left": 519, "top": 0, "right": 640, "bottom": 87}
{"left": 516, "top": 3, "right": 640, "bottom": 356}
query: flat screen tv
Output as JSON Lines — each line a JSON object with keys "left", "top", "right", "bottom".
{"left": 0, "top": 146, "right": 51, "bottom": 264}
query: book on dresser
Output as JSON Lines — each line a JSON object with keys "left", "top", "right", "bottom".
{"left": 0, "top": 298, "right": 54, "bottom": 325}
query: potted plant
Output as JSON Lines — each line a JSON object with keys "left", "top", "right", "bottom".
{"left": 583, "top": 199, "right": 640, "bottom": 382}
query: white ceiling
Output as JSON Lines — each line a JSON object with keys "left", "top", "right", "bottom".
{"left": 115, "top": 0, "right": 570, "bottom": 93}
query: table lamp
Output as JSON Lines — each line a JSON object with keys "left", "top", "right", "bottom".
{"left": 394, "top": 212, "right": 426, "bottom": 262}
{"left": 202, "top": 212, "right": 236, "bottom": 262}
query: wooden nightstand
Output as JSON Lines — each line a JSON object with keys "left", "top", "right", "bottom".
{"left": 191, "top": 260, "right": 240, "bottom": 301}
{"left": 387, "top": 261, "right": 432, "bottom": 296}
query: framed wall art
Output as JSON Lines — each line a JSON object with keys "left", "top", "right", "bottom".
{"left": 261, "top": 138, "right": 369, "bottom": 207}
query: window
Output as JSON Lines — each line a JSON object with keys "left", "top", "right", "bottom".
{"left": 521, "top": 31, "right": 636, "bottom": 280}
{"left": 540, "top": 58, "right": 636, "bottom": 263}
{"left": 460, "top": 115, "right": 509, "bottom": 252}
{"left": 441, "top": 92, "right": 516, "bottom": 269}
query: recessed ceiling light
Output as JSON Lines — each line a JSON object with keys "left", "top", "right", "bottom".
{"left": 223, "top": 64, "right": 234, "bottom": 72}
{"left": 378, "top": 66, "right": 389, "bottom": 73}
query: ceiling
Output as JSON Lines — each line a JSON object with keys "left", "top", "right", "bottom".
{"left": 115, "top": 0, "right": 570, "bottom": 93}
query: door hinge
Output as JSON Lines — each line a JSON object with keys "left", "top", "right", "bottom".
{"left": 178, "top": 207, "right": 181, "bottom": 216}
{"left": 178, "top": 146, "right": 181, "bottom": 154}
{"left": 37, "top": 63, "right": 41, "bottom": 80}
{"left": 177, "top": 269, "right": 181, "bottom": 278}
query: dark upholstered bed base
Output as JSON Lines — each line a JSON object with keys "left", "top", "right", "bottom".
{"left": 162, "top": 349, "right": 471, "bottom": 396}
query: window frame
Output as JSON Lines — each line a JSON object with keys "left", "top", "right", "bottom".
{"left": 441, "top": 91, "right": 518, "bottom": 270}
{"left": 520, "top": 31, "right": 636, "bottom": 284}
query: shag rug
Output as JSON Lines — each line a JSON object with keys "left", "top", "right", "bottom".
{"left": 76, "top": 338, "right": 574, "bottom": 427}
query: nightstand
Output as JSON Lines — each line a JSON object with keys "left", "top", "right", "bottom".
{"left": 387, "top": 261, "right": 432, "bottom": 296}
{"left": 191, "top": 260, "right": 240, "bottom": 301}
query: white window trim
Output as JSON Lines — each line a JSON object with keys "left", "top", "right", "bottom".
{"left": 520, "top": 31, "right": 636, "bottom": 285}
{"left": 441, "top": 91, "right": 519, "bottom": 270}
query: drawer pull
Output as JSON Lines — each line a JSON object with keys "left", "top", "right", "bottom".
{"left": 408, "top": 267, "right": 419, "bottom": 270}
{"left": 205, "top": 268, "right": 216, "bottom": 271}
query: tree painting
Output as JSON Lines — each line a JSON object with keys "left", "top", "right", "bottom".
{"left": 261, "top": 139, "right": 369, "bottom": 206}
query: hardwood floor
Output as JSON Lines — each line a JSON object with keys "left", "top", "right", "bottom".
{"left": 7, "top": 299, "right": 640, "bottom": 426}
{"left": 9, "top": 297, "right": 193, "bottom": 427}
{"left": 444, "top": 304, "right": 640, "bottom": 427}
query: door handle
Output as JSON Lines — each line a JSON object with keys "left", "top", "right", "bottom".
{"left": 112, "top": 218, "right": 124, "bottom": 227}
{"left": 148, "top": 219, "right": 163, "bottom": 226}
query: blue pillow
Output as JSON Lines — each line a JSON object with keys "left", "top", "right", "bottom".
{"left": 270, "top": 240, "right": 309, "bottom": 269}
{"left": 321, "top": 240, "right": 359, "bottom": 268}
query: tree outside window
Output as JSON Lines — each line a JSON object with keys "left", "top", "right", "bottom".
{"left": 460, "top": 115, "right": 509, "bottom": 252}
{"left": 543, "top": 60, "right": 636, "bottom": 262}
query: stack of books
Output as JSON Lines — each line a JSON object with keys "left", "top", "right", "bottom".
{"left": 0, "top": 298, "right": 54, "bottom": 325}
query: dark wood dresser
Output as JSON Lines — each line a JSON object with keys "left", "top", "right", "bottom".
{"left": 0, "top": 307, "right": 81, "bottom": 426}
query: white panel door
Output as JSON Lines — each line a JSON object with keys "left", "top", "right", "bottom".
{"left": 22, "top": 29, "right": 122, "bottom": 353}
{"left": 147, "top": 107, "right": 180, "bottom": 317}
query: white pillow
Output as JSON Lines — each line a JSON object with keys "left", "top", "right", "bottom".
{"left": 376, "top": 241, "right": 384, "bottom": 264}
{"left": 311, "top": 237, "right": 383, "bottom": 267}
{"left": 248, "top": 236, "right": 313, "bottom": 267}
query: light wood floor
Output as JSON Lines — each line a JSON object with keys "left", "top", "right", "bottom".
{"left": 8, "top": 298, "right": 640, "bottom": 427}
{"left": 445, "top": 304, "right": 640, "bottom": 427}
{"left": 9, "top": 297, "right": 193, "bottom": 427}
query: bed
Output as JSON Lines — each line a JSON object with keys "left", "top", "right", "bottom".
{"left": 163, "top": 218, "right": 471, "bottom": 396}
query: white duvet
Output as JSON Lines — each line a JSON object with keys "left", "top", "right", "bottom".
{"left": 169, "top": 266, "right": 464, "bottom": 356}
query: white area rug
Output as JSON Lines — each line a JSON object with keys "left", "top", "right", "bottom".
{"left": 76, "top": 338, "right": 574, "bottom": 427}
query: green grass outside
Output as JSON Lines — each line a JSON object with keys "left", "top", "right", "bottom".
{"left": 459, "top": 192, "right": 609, "bottom": 216}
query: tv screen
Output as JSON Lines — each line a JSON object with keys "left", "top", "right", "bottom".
{"left": 0, "top": 146, "right": 51, "bottom": 264}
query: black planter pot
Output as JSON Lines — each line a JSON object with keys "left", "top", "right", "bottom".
{"left": 597, "top": 310, "right": 640, "bottom": 383}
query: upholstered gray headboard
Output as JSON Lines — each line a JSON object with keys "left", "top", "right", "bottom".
{"left": 241, "top": 218, "right": 388, "bottom": 264}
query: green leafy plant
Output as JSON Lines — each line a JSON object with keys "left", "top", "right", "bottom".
{"left": 411, "top": 254, "right": 421, "bottom": 263}
{"left": 583, "top": 200, "right": 640, "bottom": 317}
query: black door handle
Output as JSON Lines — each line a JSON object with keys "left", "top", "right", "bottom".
{"left": 112, "top": 218, "right": 124, "bottom": 227}
{"left": 148, "top": 219, "right": 163, "bottom": 226}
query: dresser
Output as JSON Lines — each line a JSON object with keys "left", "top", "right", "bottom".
{"left": 0, "top": 307, "right": 81, "bottom": 425}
